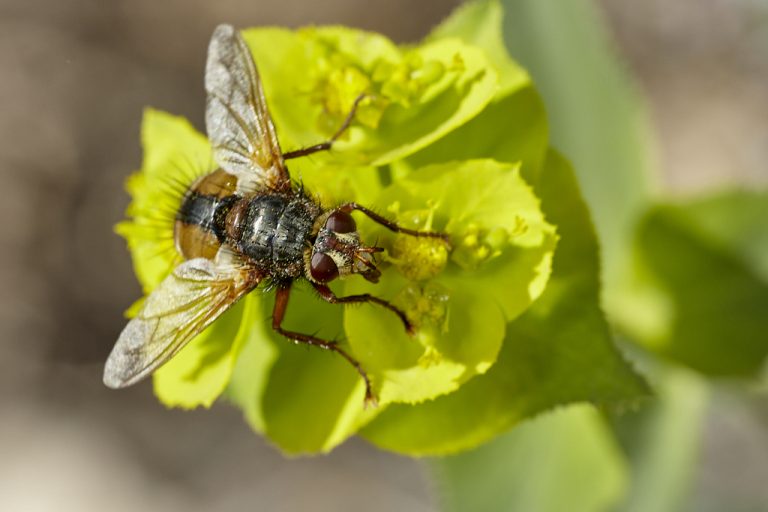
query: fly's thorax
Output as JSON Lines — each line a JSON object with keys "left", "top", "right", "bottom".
{"left": 236, "top": 192, "right": 322, "bottom": 279}
{"left": 174, "top": 169, "right": 239, "bottom": 260}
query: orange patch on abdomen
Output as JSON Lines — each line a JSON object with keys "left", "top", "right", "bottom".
{"left": 192, "top": 168, "right": 238, "bottom": 198}
{"left": 174, "top": 220, "right": 221, "bottom": 260}
{"left": 173, "top": 168, "right": 240, "bottom": 261}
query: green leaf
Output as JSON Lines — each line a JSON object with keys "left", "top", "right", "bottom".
{"left": 360, "top": 151, "right": 648, "bottom": 455}
{"left": 344, "top": 159, "right": 556, "bottom": 406}
{"left": 501, "top": 0, "right": 655, "bottom": 296}
{"left": 433, "top": 405, "right": 629, "bottom": 512}
{"left": 115, "top": 108, "right": 211, "bottom": 292}
{"left": 241, "top": 27, "right": 498, "bottom": 166}
{"left": 613, "top": 366, "right": 709, "bottom": 512}
{"left": 616, "top": 194, "right": 768, "bottom": 377}
{"left": 679, "top": 190, "right": 768, "bottom": 282}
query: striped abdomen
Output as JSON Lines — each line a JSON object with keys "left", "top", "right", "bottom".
{"left": 174, "top": 169, "right": 237, "bottom": 260}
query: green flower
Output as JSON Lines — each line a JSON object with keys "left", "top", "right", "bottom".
{"left": 116, "top": 0, "right": 648, "bottom": 455}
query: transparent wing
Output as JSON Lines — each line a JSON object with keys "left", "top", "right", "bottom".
{"left": 205, "top": 24, "right": 290, "bottom": 193}
{"left": 103, "top": 257, "right": 261, "bottom": 388}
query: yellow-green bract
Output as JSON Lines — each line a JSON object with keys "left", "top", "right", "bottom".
{"left": 116, "top": 0, "right": 648, "bottom": 455}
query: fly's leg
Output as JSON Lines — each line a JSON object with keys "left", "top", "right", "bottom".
{"left": 338, "top": 202, "right": 451, "bottom": 245}
{"left": 282, "top": 94, "right": 366, "bottom": 160}
{"left": 312, "top": 283, "right": 414, "bottom": 335}
{"left": 272, "top": 284, "right": 376, "bottom": 406}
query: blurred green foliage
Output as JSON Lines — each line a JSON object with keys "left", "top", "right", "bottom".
{"left": 500, "top": 0, "right": 654, "bottom": 294}
{"left": 628, "top": 198, "right": 768, "bottom": 376}
{"left": 435, "top": 405, "right": 629, "bottom": 512}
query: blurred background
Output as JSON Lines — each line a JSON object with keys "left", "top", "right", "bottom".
{"left": 1, "top": 0, "right": 766, "bottom": 510}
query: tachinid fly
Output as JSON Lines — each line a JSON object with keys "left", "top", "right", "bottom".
{"left": 103, "top": 24, "right": 448, "bottom": 404}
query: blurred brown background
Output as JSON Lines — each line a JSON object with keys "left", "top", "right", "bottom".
{"left": 602, "top": 0, "right": 768, "bottom": 193}
{"left": 1, "top": 0, "right": 766, "bottom": 510}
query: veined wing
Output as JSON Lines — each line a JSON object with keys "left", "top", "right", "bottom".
{"left": 205, "top": 24, "right": 291, "bottom": 194}
{"left": 103, "top": 257, "right": 261, "bottom": 388}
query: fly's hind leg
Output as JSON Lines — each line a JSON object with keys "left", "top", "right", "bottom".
{"left": 272, "top": 284, "right": 376, "bottom": 406}
{"left": 282, "top": 94, "right": 366, "bottom": 160}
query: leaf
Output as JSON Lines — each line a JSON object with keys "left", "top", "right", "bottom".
{"left": 617, "top": 194, "right": 768, "bottom": 377}
{"left": 680, "top": 190, "right": 768, "bottom": 282}
{"left": 500, "top": 0, "right": 655, "bottom": 295}
{"left": 241, "top": 27, "right": 498, "bottom": 166}
{"left": 612, "top": 366, "right": 709, "bottom": 512}
{"left": 433, "top": 405, "right": 629, "bottom": 512}
{"left": 344, "top": 160, "right": 556, "bottom": 406}
{"left": 360, "top": 151, "right": 649, "bottom": 455}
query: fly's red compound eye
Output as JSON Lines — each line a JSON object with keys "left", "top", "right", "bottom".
{"left": 310, "top": 252, "right": 339, "bottom": 282}
{"left": 325, "top": 211, "right": 356, "bottom": 234}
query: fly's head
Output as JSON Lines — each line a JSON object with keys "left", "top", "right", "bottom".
{"left": 306, "top": 210, "right": 382, "bottom": 284}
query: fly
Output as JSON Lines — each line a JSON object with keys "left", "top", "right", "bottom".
{"left": 103, "top": 24, "right": 448, "bottom": 404}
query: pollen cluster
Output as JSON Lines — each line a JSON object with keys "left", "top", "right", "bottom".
{"left": 390, "top": 234, "right": 449, "bottom": 282}
{"left": 451, "top": 221, "right": 526, "bottom": 270}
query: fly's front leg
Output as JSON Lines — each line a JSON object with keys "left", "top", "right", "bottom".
{"left": 272, "top": 285, "right": 376, "bottom": 406}
{"left": 313, "top": 283, "right": 414, "bottom": 335}
{"left": 282, "top": 94, "right": 366, "bottom": 160}
{"left": 338, "top": 202, "right": 451, "bottom": 245}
